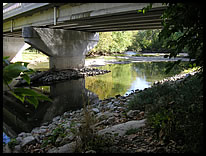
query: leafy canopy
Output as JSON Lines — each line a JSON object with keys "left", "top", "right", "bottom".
{"left": 138, "top": 3, "right": 203, "bottom": 73}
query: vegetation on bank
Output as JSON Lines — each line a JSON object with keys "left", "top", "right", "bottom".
{"left": 128, "top": 69, "right": 203, "bottom": 153}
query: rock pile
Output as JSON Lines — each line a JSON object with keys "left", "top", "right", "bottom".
{"left": 16, "top": 67, "right": 110, "bottom": 86}
{"left": 5, "top": 91, "right": 147, "bottom": 153}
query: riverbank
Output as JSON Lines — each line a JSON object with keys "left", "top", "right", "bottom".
{"left": 3, "top": 69, "right": 203, "bottom": 153}
{"left": 21, "top": 51, "right": 192, "bottom": 69}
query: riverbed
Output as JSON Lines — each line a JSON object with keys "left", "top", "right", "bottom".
{"left": 3, "top": 52, "right": 189, "bottom": 144}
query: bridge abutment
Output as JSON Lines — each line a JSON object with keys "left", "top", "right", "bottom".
{"left": 22, "top": 27, "right": 99, "bottom": 69}
{"left": 3, "top": 37, "right": 30, "bottom": 62}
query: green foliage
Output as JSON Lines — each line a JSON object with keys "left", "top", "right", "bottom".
{"left": 11, "top": 87, "right": 52, "bottom": 109}
{"left": 110, "top": 31, "right": 133, "bottom": 52}
{"left": 8, "top": 138, "right": 18, "bottom": 149}
{"left": 91, "top": 32, "right": 113, "bottom": 53}
{"left": 41, "top": 124, "right": 67, "bottom": 147}
{"left": 90, "top": 31, "right": 134, "bottom": 53}
{"left": 159, "top": 3, "right": 203, "bottom": 70}
{"left": 128, "top": 72, "right": 203, "bottom": 152}
{"left": 137, "top": 3, "right": 153, "bottom": 14}
{"left": 3, "top": 57, "right": 52, "bottom": 109}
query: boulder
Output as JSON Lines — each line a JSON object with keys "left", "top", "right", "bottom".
{"left": 47, "top": 141, "right": 76, "bottom": 153}
{"left": 20, "top": 136, "right": 36, "bottom": 147}
{"left": 98, "top": 119, "right": 146, "bottom": 137}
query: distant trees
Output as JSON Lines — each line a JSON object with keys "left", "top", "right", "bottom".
{"left": 90, "top": 31, "right": 135, "bottom": 53}
{"left": 91, "top": 2, "right": 203, "bottom": 66}
{"left": 90, "top": 30, "right": 187, "bottom": 53}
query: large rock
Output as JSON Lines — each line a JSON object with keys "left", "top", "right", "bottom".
{"left": 47, "top": 141, "right": 76, "bottom": 153}
{"left": 98, "top": 119, "right": 146, "bottom": 137}
{"left": 20, "top": 136, "right": 36, "bottom": 147}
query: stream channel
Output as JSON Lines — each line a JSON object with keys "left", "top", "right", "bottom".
{"left": 3, "top": 51, "right": 188, "bottom": 144}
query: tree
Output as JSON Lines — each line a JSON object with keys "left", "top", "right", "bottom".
{"left": 91, "top": 32, "right": 113, "bottom": 53}
{"left": 90, "top": 31, "right": 134, "bottom": 53}
{"left": 159, "top": 3, "right": 203, "bottom": 67}
{"left": 139, "top": 3, "right": 203, "bottom": 72}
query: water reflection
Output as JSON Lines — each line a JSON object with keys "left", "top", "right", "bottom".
{"left": 85, "top": 62, "right": 186, "bottom": 100}
{"left": 3, "top": 78, "right": 98, "bottom": 139}
{"left": 125, "top": 77, "right": 151, "bottom": 95}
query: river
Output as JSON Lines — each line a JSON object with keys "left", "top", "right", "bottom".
{"left": 3, "top": 52, "right": 188, "bottom": 143}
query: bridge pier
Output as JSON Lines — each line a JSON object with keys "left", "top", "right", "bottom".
{"left": 22, "top": 27, "right": 99, "bottom": 69}
{"left": 3, "top": 37, "right": 30, "bottom": 62}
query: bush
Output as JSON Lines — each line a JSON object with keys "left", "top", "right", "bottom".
{"left": 128, "top": 72, "right": 203, "bottom": 152}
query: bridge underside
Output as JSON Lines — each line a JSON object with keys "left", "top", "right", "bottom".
{"left": 3, "top": 3, "right": 165, "bottom": 69}
{"left": 3, "top": 6, "right": 164, "bottom": 38}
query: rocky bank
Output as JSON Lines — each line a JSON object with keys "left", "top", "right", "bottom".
{"left": 3, "top": 70, "right": 199, "bottom": 153}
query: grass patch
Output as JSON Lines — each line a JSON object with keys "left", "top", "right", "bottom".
{"left": 22, "top": 50, "right": 48, "bottom": 61}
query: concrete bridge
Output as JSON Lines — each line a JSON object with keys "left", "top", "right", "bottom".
{"left": 3, "top": 3, "right": 166, "bottom": 69}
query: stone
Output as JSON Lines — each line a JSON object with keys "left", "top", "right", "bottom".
{"left": 3, "top": 144, "right": 12, "bottom": 153}
{"left": 47, "top": 141, "right": 76, "bottom": 153}
{"left": 18, "top": 132, "right": 27, "bottom": 138}
{"left": 63, "top": 112, "right": 70, "bottom": 117}
{"left": 47, "top": 147, "right": 58, "bottom": 153}
{"left": 106, "top": 117, "right": 116, "bottom": 124}
{"left": 16, "top": 136, "right": 23, "bottom": 144}
{"left": 126, "top": 110, "right": 140, "bottom": 118}
{"left": 98, "top": 119, "right": 146, "bottom": 137}
{"left": 13, "top": 145, "right": 21, "bottom": 153}
{"left": 92, "top": 108, "right": 100, "bottom": 113}
{"left": 85, "top": 150, "right": 96, "bottom": 153}
{"left": 52, "top": 116, "right": 61, "bottom": 122}
{"left": 21, "top": 136, "right": 36, "bottom": 147}
{"left": 97, "top": 111, "right": 113, "bottom": 121}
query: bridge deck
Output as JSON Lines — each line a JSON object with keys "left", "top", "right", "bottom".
{"left": 3, "top": 3, "right": 166, "bottom": 36}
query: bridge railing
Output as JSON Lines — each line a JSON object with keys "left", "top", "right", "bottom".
{"left": 3, "top": 3, "right": 51, "bottom": 21}
{"left": 3, "top": 3, "right": 22, "bottom": 14}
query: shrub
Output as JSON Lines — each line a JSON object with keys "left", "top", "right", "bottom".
{"left": 128, "top": 72, "right": 203, "bottom": 152}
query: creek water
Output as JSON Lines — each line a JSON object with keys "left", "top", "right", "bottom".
{"left": 3, "top": 55, "right": 187, "bottom": 143}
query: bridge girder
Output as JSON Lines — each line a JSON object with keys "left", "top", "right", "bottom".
{"left": 3, "top": 3, "right": 166, "bottom": 35}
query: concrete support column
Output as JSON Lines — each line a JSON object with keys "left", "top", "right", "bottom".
{"left": 22, "top": 27, "right": 99, "bottom": 69}
{"left": 49, "top": 56, "right": 85, "bottom": 69}
{"left": 3, "top": 37, "right": 30, "bottom": 62}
